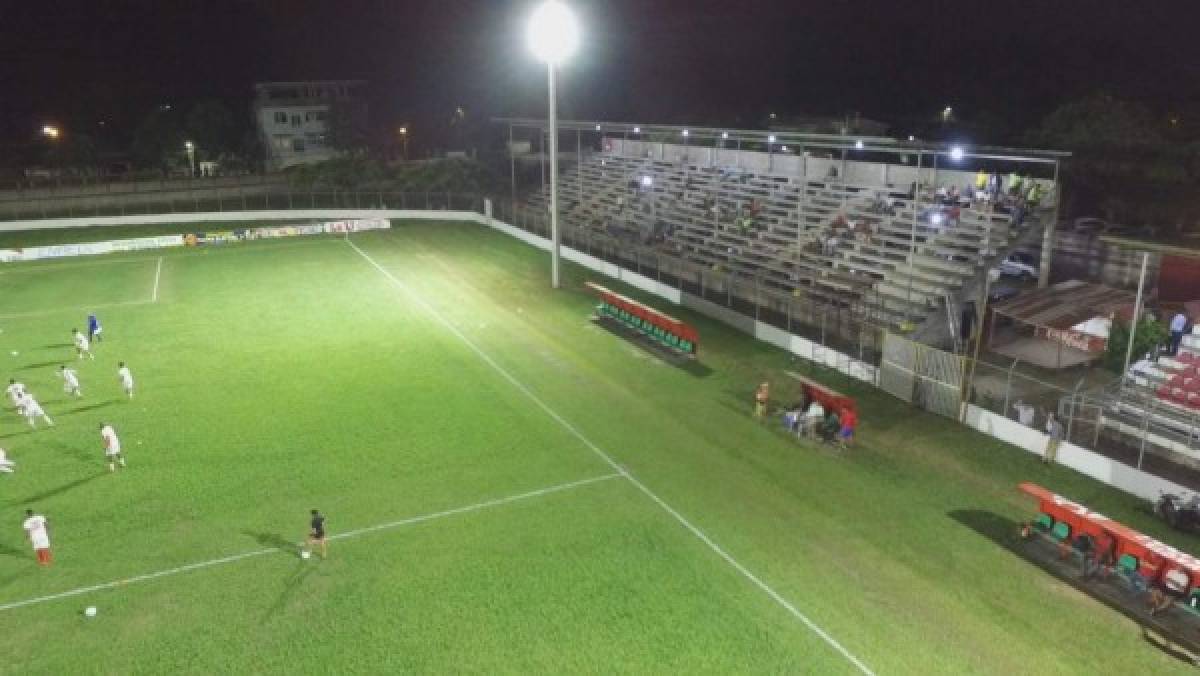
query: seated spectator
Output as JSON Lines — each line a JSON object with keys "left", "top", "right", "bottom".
{"left": 821, "top": 409, "right": 842, "bottom": 444}
{"left": 804, "top": 400, "right": 825, "bottom": 438}
{"left": 838, "top": 408, "right": 857, "bottom": 448}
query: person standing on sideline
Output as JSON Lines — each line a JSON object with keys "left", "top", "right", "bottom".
{"left": 60, "top": 365, "right": 82, "bottom": 398}
{"left": 754, "top": 382, "right": 770, "bottom": 419}
{"left": 804, "top": 398, "right": 826, "bottom": 439}
{"left": 117, "top": 362, "right": 135, "bottom": 399}
{"left": 100, "top": 422, "right": 126, "bottom": 472}
{"left": 22, "top": 509, "right": 51, "bottom": 566}
{"left": 838, "top": 407, "right": 857, "bottom": 449}
{"left": 87, "top": 313, "right": 103, "bottom": 343}
{"left": 305, "top": 509, "right": 327, "bottom": 559}
{"left": 72, "top": 329, "right": 95, "bottom": 360}
{"left": 1169, "top": 311, "right": 1189, "bottom": 356}
{"left": 1044, "top": 413, "right": 1064, "bottom": 464}
{"left": 1013, "top": 399, "right": 1036, "bottom": 427}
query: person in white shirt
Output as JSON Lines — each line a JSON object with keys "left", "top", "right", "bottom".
{"left": 18, "top": 393, "right": 53, "bottom": 428}
{"left": 0, "top": 447, "right": 14, "bottom": 473}
{"left": 1012, "top": 400, "right": 1036, "bottom": 427}
{"left": 804, "top": 400, "right": 826, "bottom": 439}
{"left": 60, "top": 365, "right": 82, "bottom": 397}
{"left": 100, "top": 422, "right": 125, "bottom": 472}
{"left": 73, "top": 329, "right": 95, "bottom": 360}
{"left": 22, "top": 509, "right": 51, "bottom": 566}
{"left": 117, "top": 362, "right": 134, "bottom": 399}
{"left": 1169, "top": 312, "right": 1189, "bottom": 356}
{"left": 5, "top": 378, "right": 25, "bottom": 408}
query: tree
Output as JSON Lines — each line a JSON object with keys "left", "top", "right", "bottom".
{"left": 327, "top": 99, "right": 369, "bottom": 154}
{"left": 184, "top": 100, "right": 236, "bottom": 159}
{"left": 1103, "top": 316, "right": 1169, "bottom": 372}
{"left": 131, "top": 106, "right": 185, "bottom": 170}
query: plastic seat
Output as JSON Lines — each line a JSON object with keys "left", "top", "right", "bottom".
{"left": 1051, "top": 521, "right": 1071, "bottom": 542}
{"left": 1117, "top": 553, "right": 1139, "bottom": 576}
{"left": 1033, "top": 513, "right": 1053, "bottom": 532}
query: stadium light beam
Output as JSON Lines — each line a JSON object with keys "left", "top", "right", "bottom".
{"left": 854, "top": 140, "right": 864, "bottom": 150}
{"left": 950, "top": 145, "right": 965, "bottom": 161}
{"left": 640, "top": 175, "right": 653, "bottom": 188}
{"left": 41, "top": 125, "right": 61, "bottom": 140}
{"left": 527, "top": 1, "right": 579, "bottom": 289}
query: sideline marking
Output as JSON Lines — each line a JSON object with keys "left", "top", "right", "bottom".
{"left": 151, "top": 256, "right": 163, "bottom": 302}
{"left": 0, "top": 299, "right": 155, "bottom": 321}
{"left": 0, "top": 473, "right": 619, "bottom": 614}
{"left": 346, "top": 237, "right": 874, "bottom": 675}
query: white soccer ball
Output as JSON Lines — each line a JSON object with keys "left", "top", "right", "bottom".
{"left": 300, "top": 550, "right": 311, "bottom": 560}
{"left": 84, "top": 606, "right": 98, "bottom": 618}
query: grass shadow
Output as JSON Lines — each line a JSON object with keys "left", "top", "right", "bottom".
{"left": 0, "top": 429, "right": 34, "bottom": 441}
{"left": 40, "top": 343, "right": 72, "bottom": 349}
{"left": 16, "top": 360, "right": 66, "bottom": 371}
{"left": 242, "top": 530, "right": 296, "bottom": 552}
{"left": 264, "top": 559, "right": 317, "bottom": 619}
{"left": 5, "top": 472, "right": 105, "bottom": 507}
{"left": 0, "top": 541, "right": 26, "bottom": 559}
{"left": 591, "top": 317, "right": 713, "bottom": 377}
{"left": 62, "top": 399, "right": 118, "bottom": 416}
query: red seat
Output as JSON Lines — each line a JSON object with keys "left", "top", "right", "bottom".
{"left": 1179, "top": 352, "right": 1198, "bottom": 365}
{"left": 1173, "top": 388, "right": 1189, "bottom": 404}
{"left": 1158, "top": 385, "right": 1172, "bottom": 399}
{"left": 1188, "top": 393, "right": 1200, "bottom": 410}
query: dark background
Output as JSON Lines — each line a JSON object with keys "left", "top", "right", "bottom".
{"left": 2, "top": 0, "right": 1197, "bottom": 152}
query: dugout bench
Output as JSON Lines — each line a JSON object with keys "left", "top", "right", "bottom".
{"left": 587, "top": 282, "right": 699, "bottom": 357}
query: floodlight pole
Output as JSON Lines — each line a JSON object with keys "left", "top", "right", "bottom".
{"left": 1119, "top": 251, "right": 1150, "bottom": 393}
{"left": 547, "top": 63, "right": 561, "bottom": 288}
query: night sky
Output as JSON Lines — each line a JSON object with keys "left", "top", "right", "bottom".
{"left": 2, "top": 0, "right": 1196, "bottom": 149}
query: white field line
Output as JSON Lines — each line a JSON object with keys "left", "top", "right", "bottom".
{"left": 151, "top": 256, "right": 163, "bottom": 302}
{"left": 0, "top": 472, "right": 620, "bottom": 614}
{"left": 345, "top": 238, "right": 874, "bottom": 676}
{"left": 0, "top": 299, "right": 156, "bottom": 321}
{"left": 0, "top": 257, "right": 154, "bottom": 273}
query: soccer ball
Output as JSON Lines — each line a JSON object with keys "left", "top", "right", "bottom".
{"left": 84, "top": 606, "right": 98, "bottom": 618}
{"left": 300, "top": 550, "right": 311, "bottom": 560}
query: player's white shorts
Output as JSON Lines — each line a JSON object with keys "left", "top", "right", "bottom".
{"left": 121, "top": 379, "right": 134, "bottom": 391}
{"left": 30, "top": 532, "right": 50, "bottom": 550}
{"left": 24, "top": 405, "right": 44, "bottom": 418}
{"left": 64, "top": 382, "right": 78, "bottom": 393}
{"left": 105, "top": 447, "right": 122, "bottom": 457}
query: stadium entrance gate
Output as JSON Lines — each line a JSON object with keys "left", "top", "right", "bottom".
{"left": 879, "top": 332, "right": 964, "bottom": 418}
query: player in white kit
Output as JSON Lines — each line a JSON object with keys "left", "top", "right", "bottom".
{"left": 6, "top": 378, "right": 25, "bottom": 409}
{"left": 22, "top": 509, "right": 52, "bottom": 566}
{"left": 18, "top": 392, "right": 53, "bottom": 428}
{"left": 100, "top": 422, "right": 125, "bottom": 472}
{"left": 60, "top": 365, "right": 82, "bottom": 397}
{"left": 73, "top": 329, "right": 95, "bottom": 360}
{"left": 117, "top": 362, "right": 134, "bottom": 399}
{"left": 0, "top": 447, "right": 15, "bottom": 473}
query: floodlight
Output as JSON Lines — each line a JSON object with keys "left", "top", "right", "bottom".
{"left": 184, "top": 140, "right": 194, "bottom": 150}
{"left": 528, "top": 1, "right": 579, "bottom": 65}
{"left": 41, "top": 125, "right": 60, "bottom": 139}
{"left": 931, "top": 212, "right": 945, "bottom": 226}
{"left": 950, "top": 145, "right": 965, "bottom": 161}
{"left": 640, "top": 175, "right": 653, "bottom": 187}
{"left": 768, "top": 135, "right": 776, "bottom": 143}
{"left": 682, "top": 129, "right": 689, "bottom": 137}
{"left": 908, "top": 135, "right": 915, "bottom": 141}
{"left": 633, "top": 126, "right": 641, "bottom": 133}
{"left": 780, "top": 145, "right": 788, "bottom": 152}
{"left": 854, "top": 140, "right": 864, "bottom": 150}
{"left": 594, "top": 124, "right": 601, "bottom": 131}
{"left": 721, "top": 131, "right": 729, "bottom": 139}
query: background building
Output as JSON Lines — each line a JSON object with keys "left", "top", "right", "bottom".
{"left": 253, "top": 80, "right": 367, "bottom": 169}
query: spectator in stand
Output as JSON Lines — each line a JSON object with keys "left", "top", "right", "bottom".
{"left": 1044, "top": 413, "right": 1064, "bottom": 464}
{"left": 1169, "top": 311, "right": 1189, "bottom": 356}
{"left": 804, "top": 399, "right": 825, "bottom": 439}
{"left": 1013, "top": 400, "right": 1036, "bottom": 427}
{"left": 754, "top": 382, "right": 770, "bottom": 419}
{"left": 1008, "top": 172, "right": 1023, "bottom": 196}
{"left": 975, "top": 168, "right": 988, "bottom": 192}
{"left": 838, "top": 407, "right": 857, "bottom": 448}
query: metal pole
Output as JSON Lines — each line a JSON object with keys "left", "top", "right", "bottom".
{"left": 1002, "top": 357, "right": 1019, "bottom": 416}
{"left": 1038, "top": 160, "right": 1061, "bottom": 288}
{"left": 1120, "top": 251, "right": 1150, "bottom": 390}
{"left": 577, "top": 129, "right": 584, "bottom": 213}
{"left": 961, "top": 270, "right": 995, "bottom": 421}
{"left": 548, "top": 64, "right": 561, "bottom": 289}
{"left": 1137, "top": 392, "right": 1152, "bottom": 469}
{"left": 907, "top": 152, "right": 922, "bottom": 319}
{"left": 509, "top": 124, "right": 516, "bottom": 215}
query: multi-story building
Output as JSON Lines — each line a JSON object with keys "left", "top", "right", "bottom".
{"left": 253, "top": 81, "right": 367, "bottom": 169}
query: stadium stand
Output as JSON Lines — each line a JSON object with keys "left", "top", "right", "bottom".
{"left": 520, "top": 132, "right": 1054, "bottom": 332}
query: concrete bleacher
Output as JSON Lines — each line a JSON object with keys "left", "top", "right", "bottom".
{"left": 527, "top": 141, "right": 1041, "bottom": 329}
{"left": 1131, "top": 327, "right": 1200, "bottom": 414}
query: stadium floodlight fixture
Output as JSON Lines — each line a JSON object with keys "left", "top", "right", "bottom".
{"left": 780, "top": 145, "right": 788, "bottom": 152}
{"left": 950, "top": 145, "right": 965, "bottom": 161}
{"left": 767, "top": 134, "right": 776, "bottom": 143}
{"left": 721, "top": 131, "right": 729, "bottom": 139}
{"left": 854, "top": 140, "right": 864, "bottom": 150}
{"left": 528, "top": 1, "right": 579, "bottom": 65}
{"left": 908, "top": 135, "right": 915, "bottom": 141}
{"left": 640, "top": 175, "right": 653, "bottom": 188}
{"left": 681, "top": 129, "right": 689, "bottom": 137}
{"left": 41, "top": 125, "right": 60, "bottom": 139}
{"left": 633, "top": 126, "right": 641, "bottom": 133}
{"left": 184, "top": 140, "right": 194, "bottom": 150}
{"left": 594, "top": 124, "right": 601, "bottom": 131}
{"left": 931, "top": 212, "right": 945, "bottom": 226}
{"left": 527, "top": 1, "right": 579, "bottom": 290}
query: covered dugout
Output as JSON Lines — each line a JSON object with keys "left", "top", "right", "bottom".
{"left": 988, "top": 281, "right": 1136, "bottom": 369}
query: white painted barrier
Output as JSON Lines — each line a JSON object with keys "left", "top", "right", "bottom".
{"left": 0, "top": 207, "right": 1184, "bottom": 503}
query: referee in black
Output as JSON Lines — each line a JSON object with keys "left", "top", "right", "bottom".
{"left": 305, "top": 509, "right": 327, "bottom": 559}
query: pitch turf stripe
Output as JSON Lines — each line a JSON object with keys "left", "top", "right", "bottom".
{"left": 0, "top": 473, "right": 620, "bottom": 614}
{"left": 346, "top": 238, "right": 875, "bottom": 676}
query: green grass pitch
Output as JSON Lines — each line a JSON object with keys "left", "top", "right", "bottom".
{"left": 0, "top": 220, "right": 1197, "bottom": 673}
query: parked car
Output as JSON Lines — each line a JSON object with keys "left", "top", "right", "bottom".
{"left": 999, "top": 252, "right": 1038, "bottom": 279}
{"left": 988, "top": 285, "right": 1021, "bottom": 304}
{"left": 1071, "top": 217, "right": 1110, "bottom": 235}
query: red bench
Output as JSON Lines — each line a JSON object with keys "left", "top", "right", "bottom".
{"left": 587, "top": 282, "right": 699, "bottom": 356}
